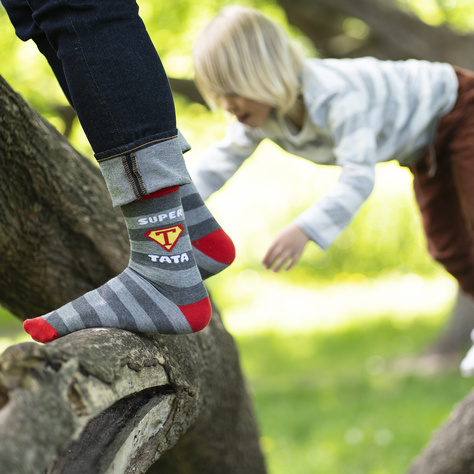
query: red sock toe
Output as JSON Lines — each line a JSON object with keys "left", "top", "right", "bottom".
{"left": 23, "top": 317, "right": 59, "bottom": 343}
{"left": 192, "top": 229, "right": 236, "bottom": 265}
{"left": 179, "top": 298, "right": 212, "bottom": 332}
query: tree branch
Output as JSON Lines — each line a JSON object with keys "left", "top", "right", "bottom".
{"left": 278, "top": 0, "right": 474, "bottom": 67}
{"left": 0, "top": 305, "right": 266, "bottom": 474}
{"left": 0, "top": 75, "right": 129, "bottom": 319}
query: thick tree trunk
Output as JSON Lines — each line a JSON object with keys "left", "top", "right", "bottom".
{"left": 0, "top": 75, "right": 129, "bottom": 319}
{"left": 407, "top": 389, "right": 474, "bottom": 474}
{"left": 0, "top": 75, "right": 266, "bottom": 473}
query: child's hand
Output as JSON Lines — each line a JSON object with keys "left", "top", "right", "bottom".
{"left": 263, "top": 224, "right": 309, "bottom": 272}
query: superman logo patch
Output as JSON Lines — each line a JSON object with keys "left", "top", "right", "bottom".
{"left": 145, "top": 225, "right": 184, "bottom": 252}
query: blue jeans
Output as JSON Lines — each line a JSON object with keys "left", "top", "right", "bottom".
{"left": 2, "top": 0, "right": 191, "bottom": 204}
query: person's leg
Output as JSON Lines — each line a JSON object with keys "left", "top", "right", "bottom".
{"left": 413, "top": 139, "right": 474, "bottom": 378}
{"left": 413, "top": 67, "right": 474, "bottom": 375}
{"left": 441, "top": 74, "right": 474, "bottom": 377}
{"left": 3, "top": 0, "right": 235, "bottom": 282}
{"left": 413, "top": 68, "right": 474, "bottom": 298}
{"left": 26, "top": 186, "right": 211, "bottom": 342}
{"left": 3, "top": 0, "right": 216, "bottom": 342}
{"left": 437, "top": 70, "right": 474, "bottom": 297}
{"left": 23, "top": 0, "right": 178, "bottom": 157}
{"left": 448, "top": 144, "right": 474, "bottom": 377}
{"left": 413, "top": 152, "right": 474, "bottom": 296}
{"left": 180, "top": 183, "right": 236, "bottom": 279}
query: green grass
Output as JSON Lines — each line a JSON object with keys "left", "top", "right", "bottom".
{"left": 234, "top": 316, "right": 473, "bottom": 474}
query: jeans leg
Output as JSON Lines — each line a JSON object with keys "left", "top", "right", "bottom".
{"left": 4, "top": 0, "right": 191, "bottom": 204}
{"left": 22, "top": 0, "right": 178, "bottom": 158}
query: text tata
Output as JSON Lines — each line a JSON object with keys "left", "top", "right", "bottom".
{"left": 148, "top": 253, "right": 189, "bottom": 264}
{"left": 138, "top": 208, "right": 183, "bottom": 225}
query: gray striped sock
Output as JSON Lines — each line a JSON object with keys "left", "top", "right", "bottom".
{"left": 23, "top": 187, "right": 211, "bottom": 343}
{"left": 180, "top": 183, "right": 235, "bottom": 279}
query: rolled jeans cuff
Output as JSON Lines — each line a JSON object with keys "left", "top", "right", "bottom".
{"left": 98, "top": 133, "right": 191, "bottom": 207}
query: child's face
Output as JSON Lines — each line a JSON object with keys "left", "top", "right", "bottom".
{"left": 219, "top": 95, "right": 272, "bottom": 128}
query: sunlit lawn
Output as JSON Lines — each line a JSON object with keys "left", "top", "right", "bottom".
{"left": 238, "top": 321, "right": 472, "bottom": 474}
{"left": 219, "top": 277, "right": 472, "bottom": 474}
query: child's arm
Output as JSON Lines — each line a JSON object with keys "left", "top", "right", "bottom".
{"left": 294, "top": 157, "right": 376, "bottom": 250}
{"left": 266, "top": 93, "right": 378, "bottom": 269}
{"left": 190, "top": 122, "right": 262, "bottom": 200}
{"left": 299, "top": 87, "right": 379, "bottom": 246}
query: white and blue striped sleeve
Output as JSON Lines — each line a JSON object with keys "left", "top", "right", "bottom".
{"left": 294, "top": 92, "right": 377, "bottom": 250}
{"left": 190, "top": 122, "right": 262, "bottom": 201}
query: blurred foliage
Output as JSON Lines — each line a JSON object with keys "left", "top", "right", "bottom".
{"left": 397, "top": 0, "right": 474, "bottom": 31}
{"left": 1, "top": 0, "right": 473, "bottom": 139}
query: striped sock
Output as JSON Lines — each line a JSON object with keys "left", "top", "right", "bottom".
{"left": 180, "top": 183, "right": 235, "bottom": 279}
{"left": 23, "top": 186, "right": 211, "bottom": 343}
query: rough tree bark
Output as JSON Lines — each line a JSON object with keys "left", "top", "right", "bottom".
{"left": 0, "top": 76, "right": 129, "bottom": 319}
{"left": 408, "top": 389, "right": 474, "bottom": 474}
{"left": 0, "top": 75, "right": 266, "bottom": 473}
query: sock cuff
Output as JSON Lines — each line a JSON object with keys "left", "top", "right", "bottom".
{"left": 139, "top": 186, "right": 179, "bottom": 200}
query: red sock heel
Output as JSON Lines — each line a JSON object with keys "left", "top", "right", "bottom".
{"left": 192, "top": 229, "right": 236, "bottom": 265}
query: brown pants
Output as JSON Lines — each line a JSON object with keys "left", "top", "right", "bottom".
{"left": 413, "top": 67, "right": 474, "bottom": 298}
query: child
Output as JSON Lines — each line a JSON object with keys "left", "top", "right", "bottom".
{"left": 190, "top": 6, "right": 474, "bottom": 375}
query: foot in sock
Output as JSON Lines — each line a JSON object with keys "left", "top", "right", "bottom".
{"left": 180, "top": 182, "right": 235, "bottom": 279}
{"left": 23, "top": 186, "right": 211, "bottom": 343}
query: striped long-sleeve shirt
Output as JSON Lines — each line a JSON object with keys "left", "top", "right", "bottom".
{"left": 190, "top": 57, "right": 458, "bottom": 250}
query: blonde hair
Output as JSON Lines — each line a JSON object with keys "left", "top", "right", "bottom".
{"left": 193, "top": 6, "right": 304, "bottom": 115}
